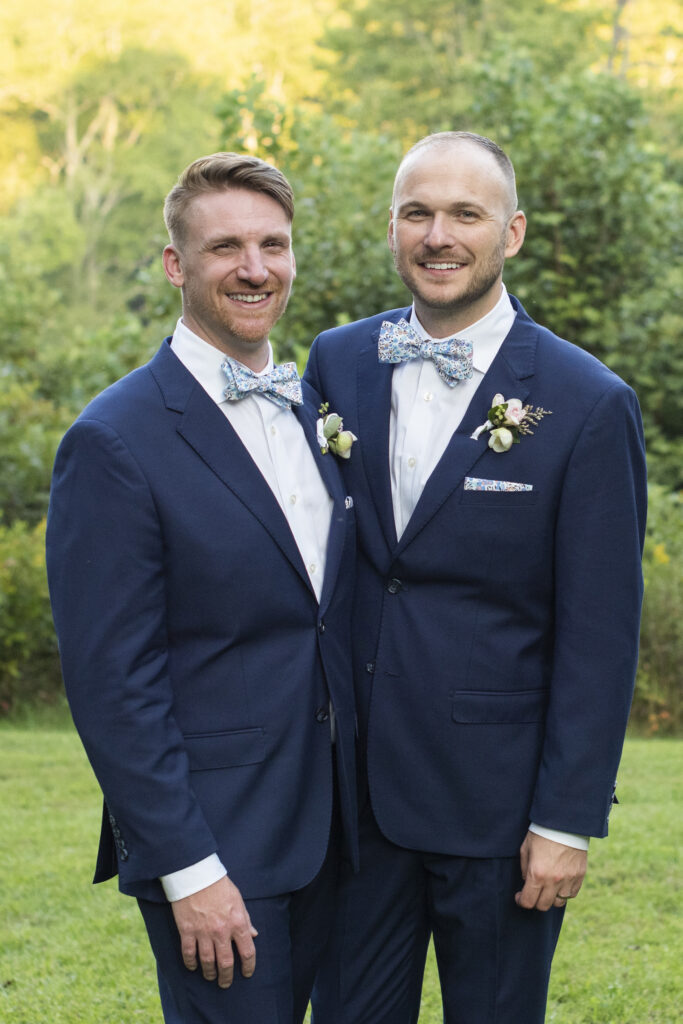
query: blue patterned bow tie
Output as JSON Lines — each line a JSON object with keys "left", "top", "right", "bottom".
{"left": 378, "top": 318, "right": 473, "bottom": 387}
{"left": 221, "top": 357, "right": 303, "bottom": 410}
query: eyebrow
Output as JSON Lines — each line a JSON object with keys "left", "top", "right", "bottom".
{"left": 397, "top": 198, "right": 488, "bottom": 215}
{"left": 203, "top": 231, "right": 291, "bottom": 249}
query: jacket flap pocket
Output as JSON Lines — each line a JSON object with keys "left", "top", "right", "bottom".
{"left": 184, "top": 727, "right": 266, "bottom": 770}
{"left": 451, "top": 690, "right": 548, "bottom": 724}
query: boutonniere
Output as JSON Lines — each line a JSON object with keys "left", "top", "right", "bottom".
{"left": 317, "top": 402, "right": 358, "bottom": 459}
{"left": 471, "top": 393, "right": 552, "bottom": 453}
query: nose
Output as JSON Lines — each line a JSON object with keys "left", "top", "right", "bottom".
{"left": 423, "top": 211, "right": 455, "bottom": 250}
{"left": 236, "top": 246, "right": 268, "bottom": 286}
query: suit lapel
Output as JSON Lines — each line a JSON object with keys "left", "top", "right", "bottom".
{"left": 150, "top": 342, "right": 313, "bottom": 592}
{"left": 293, "top": 383, "right": 348, "bottom": 615}
{"left": 396, "top": 303, "right": 539, "bottom": 554}
{"left": 356, "top": 308, "right": 412, "bottom": 551}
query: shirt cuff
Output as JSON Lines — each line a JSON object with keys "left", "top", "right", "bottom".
{"left": 160, "top": 854, "right": 227, "bottom": 902}
{"left": 529, "top": 823, "right": 590, "bottom": 851}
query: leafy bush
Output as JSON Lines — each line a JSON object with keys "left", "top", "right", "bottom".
{"left": 0, "top": 518, "right": 60, "bottom": 713}
{"left": 631, "top": 486, "right": 682, "bottom": 733}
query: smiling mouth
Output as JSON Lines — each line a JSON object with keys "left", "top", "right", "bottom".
{"left": 422, "top": 262, "right": 464, "bottom": 270}
{"left": 229, "top": 293, "right": 271, "bottom": 304}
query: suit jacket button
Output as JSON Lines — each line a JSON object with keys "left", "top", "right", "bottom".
{"left": 365, "top": 661, "right": 376, "bottom": 674}
{"left": 318, "top": 620, "right": 326, "bottom": 634}
{"left": 387, "top": 578, "right": 402, "bottom": 594}
{"left": 315, "top": 706, "right": 330, "bottom": 723}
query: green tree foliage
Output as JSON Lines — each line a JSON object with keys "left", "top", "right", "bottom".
{"left": 318, "top": 0, "right": 606, "bottom": 135}
{"left": 9, "top": 48, "right": 219, "bottom": 307}
{"left": 0, "top": 519, "right": 59, "bottom": 713}
{"left": 634, "top": 486, "right": 683, "bottom": 734}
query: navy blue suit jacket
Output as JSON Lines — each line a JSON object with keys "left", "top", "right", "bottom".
{"left": 305, "top": 296, "right": 646, "bottom": 857}
{"left": 46, "top": 339, "right": 358, "bottom": 902}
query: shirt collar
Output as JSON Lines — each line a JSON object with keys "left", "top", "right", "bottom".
{"left": 170, "top": 318, "right": 275, "bottom": 404}
{"left": 409, "top": 284, "right": 515, "bottom": 375}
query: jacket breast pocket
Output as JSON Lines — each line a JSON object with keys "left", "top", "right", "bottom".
{"left": 458, "top": 489, "right": 539, "bottom": 508}
{"left": 183, "top": 727, "right": 266, "bottom": 771}
{"left": 451, "top": 689, "right": 548, "bottom": 724}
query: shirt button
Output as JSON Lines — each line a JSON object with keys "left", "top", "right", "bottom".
{"left": 289, "top": 494, "right": 297, "bottom": 504}
{"left": 270, "top": 425, "right": 277, "bottom": 436}
{"left": 423, "top": 391, "right": 434, "bottom": 402}
{"left": 407, "top": 457, "right": 416, "bottom": 468}
{"left": 309, "top": 563, "right": 317, "bottom": 574}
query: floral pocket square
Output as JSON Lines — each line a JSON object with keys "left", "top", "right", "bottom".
{"left": 464, "top": 477, "right": 533, "bottom": 492}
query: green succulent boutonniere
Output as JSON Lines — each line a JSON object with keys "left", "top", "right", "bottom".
{"left": 317, "top": 403, "right": 358, "bottom": 459}
{"left": 471, "top": 393, "right": 552, "bottom": 453}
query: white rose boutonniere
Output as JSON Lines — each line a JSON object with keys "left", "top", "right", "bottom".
{"left": 317, "top": 402, "right": 358, "bottom": 459}
{"left": 471, "top": 394, "right": 552, "bottom": 452}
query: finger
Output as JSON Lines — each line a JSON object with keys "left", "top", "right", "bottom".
{"left": 515, "top": 878, "right": 542, "bottom": 910}
{"left": 519, "top": 840, "right": 530, "bottom": 881}
{"left": 179, "top": 935, "right": 198, "bottom": 973}
{"left": 215, "top": 941, "right": 235, "bottom": 989}
{"left": 516, "top": 875, "right": 560, "bottom": 912}
{"left": 235, "top": 928, "right": 257, "bottom": 979}
{"left": 553, "top": 896, "right": 568, "bottom": 908}
{"left": 569, "top": 877, "right": 585, "bottom": 899}
{"left": 228, "top": 912, "right": 257, "bottom": 979}
{"left": 556, "top": 884, "right": 581, "bottom": 903}
{"left": 197, "top": 937, "right": 218, "bottom": 982}
{"left": 534, "top": 884, "right": 558, "bottom": 912}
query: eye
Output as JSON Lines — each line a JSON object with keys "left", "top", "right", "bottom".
{"left": 405, "top": 209, "right": 429, "bottom": 220}
{"left": 458, "top": 210, "right": 478, "bottom": 221}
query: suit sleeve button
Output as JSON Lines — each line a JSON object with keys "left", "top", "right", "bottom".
{"left": 387, "top": 578, "right": 402, "bottom": 594}
{"left": 315, "top": 706, "right": 330, "bottom": 723}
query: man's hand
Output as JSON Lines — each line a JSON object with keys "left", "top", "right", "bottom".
{"left": 515, "top": 831, "right": 588, "bottom": 912}
{"left": 171, "top": 875, "right": 258, "bottom": 988}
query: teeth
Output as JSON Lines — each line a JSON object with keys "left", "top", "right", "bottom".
{"left": 424, "top": 262, "right": 463, "bottom": 269}
{"left": 231, "top": 293, "right": 269, "bottom": 303}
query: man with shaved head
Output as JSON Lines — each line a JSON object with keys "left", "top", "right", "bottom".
{"left": 305, "top": 132, "right": 646, "bottom": 1022}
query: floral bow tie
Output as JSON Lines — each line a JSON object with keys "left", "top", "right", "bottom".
{"left": 221, "top": 357, "right": 303, "bottom": 410}
{"left": 378, "top": 318, "right": 473, "bottom": 387}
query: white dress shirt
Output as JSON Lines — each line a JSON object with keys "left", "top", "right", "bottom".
{"left": 160, "top": 319, "right": 334, "bottom": 901}
{"left": 388, "top": 287, "right": 588, "bottom": 853}
{"left": 390, "top": 285, "right": 515, "bottom": 539}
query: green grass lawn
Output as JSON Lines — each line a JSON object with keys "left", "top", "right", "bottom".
{"left": 1, "top": 723, "right": 680, "bottom": 1023}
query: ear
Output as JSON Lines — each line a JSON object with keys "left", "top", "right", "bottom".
{"left": 291, "top": 250, "right": 297, "bottom": 280}
{"left": 504, "top": 211, "right": 527, "bottom": 258}
{"left": 163, "top": 245, "right": 184, "bottom": 288}
{"left": 387, "top": 209, "right": 396, "bottom": 255}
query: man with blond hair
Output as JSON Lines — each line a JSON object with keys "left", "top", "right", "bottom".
{"left": 306, "top": 131, "right": 646, "bottom": 1022}
{"left": 47, "top": 152, "right": 358, "bottom": 1023}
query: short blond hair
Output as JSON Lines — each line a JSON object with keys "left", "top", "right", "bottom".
{"left": 164, "top": 152, "right": 294, "bottom": 249}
